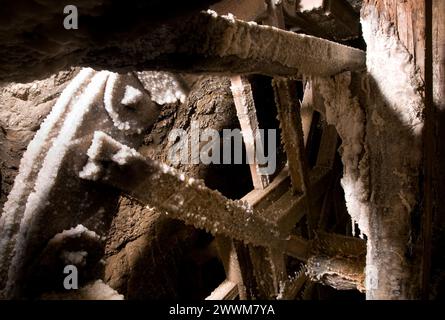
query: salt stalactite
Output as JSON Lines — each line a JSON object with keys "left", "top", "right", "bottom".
{"left": 314, "top": 72, "right": 370, "bottom": 238}
{"left": 0, "top": 68, "right": 160, "bottom": 299}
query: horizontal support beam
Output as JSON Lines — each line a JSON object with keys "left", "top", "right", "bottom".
{"left": 84, "top": 11, "right": 365, "bottom": 78}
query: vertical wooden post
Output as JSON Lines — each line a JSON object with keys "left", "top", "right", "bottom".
{"left": 362, "top": 0, "right": 427, "bottom": 299}
{"left": 422, "top": 0, "right": 445, "bottom": 299}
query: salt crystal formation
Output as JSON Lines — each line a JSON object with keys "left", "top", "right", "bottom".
{"left": 0, "top": 68, "right": 160, "bottom": 298}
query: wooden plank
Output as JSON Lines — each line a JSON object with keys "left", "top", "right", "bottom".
{"left": 215, "top": 236, "right": 248, "bottom": 300}
{"left": 80, "top": 132, "right": 367, "bottom": 290}
{"left": 242, "top": 167, "right": 290, "bottom": 210}
{"left": 80, "top": 132, "right": 282, "bottom": 248}
{"left": 277, "top": 268, "right": 308, "bottom": 300}
{"left": 301, "top": 82, "right": 315, "bottom": 146}
{"left": 261, "top": 9, "right": 306, "bottom": 299}
{"left": 205, "top": 279, "right": 239, "bottom": 300}
{"left": 248, "top": 246, "right": 287, "bottom": 299}
{"left": 263, "top": 0, "right": 285, "bottom": 29}
{"left": 229, "top": 73, "right": 273, "bottom": 297}
{"left": 316, "top": 124, "right": 339, "bottom": 170}
{"left": 249, "top": 166, "right": 331, "bottom": 235}
{"left": 424, "top": 0, "right": 445, "bottom": 299}
{"left": 272, "top": 79, "right": 309, "bottom": 195}
{"left": 433, "top": 0, "right": 445, "bottom": 111}
{"left": 231, "top": 76, "right": 270, "bottom": 189}
{"left": 82, "top": 11, "right": 366, "bottom": 79}
{"left": 421, "top": 0, "right": 445, "bottom": 299}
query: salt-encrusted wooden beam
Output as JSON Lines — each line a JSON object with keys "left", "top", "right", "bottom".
{"left": 81, "top": 131, "right": 367, "bottom": 291}
{"left": 306, "top": 232, "right": 366, "bottom": 292}
{"left": 84, "top": 11, "right": 366, "bottom": 78}
{"left": 214, "top": 236, "right": 249, "bottom": 299}
{"left": 81, "top": 131, "right": 284, "bottom": 248}
{"left": 273, "top": 79, "right": 309, "bottom": 195}
{"left": 231, "top": 76, "right": 270, "bottom": 189}
{"left": 205, "top": 279, "right": 239, "bottom": 300}
{"left": 80, "top": 132, "right": 328, "bottom": 253}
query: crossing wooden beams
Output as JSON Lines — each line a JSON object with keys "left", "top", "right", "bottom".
{"left": 80, "top": 131, "right": 366, "bottom": 291}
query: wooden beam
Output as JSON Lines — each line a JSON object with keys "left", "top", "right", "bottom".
{"left": 230, "top": 73, "right": 272, "bottom": 298}
{"left": 276, "top": 268, "right": 308, "bottom": 300}
{"left": 424, "top": 0, "right": 445, "bottom": 299}
{"left": 363, "top": 0, "right": 427, "bottom": 300}
{"left": 81, "top": 132, "right": 366, "bottom": 290}
{"left": 301, "top": 82, "right": 315, "bottom": 146}
{"left": 272, "top": 79, "right": 309, "bottom": 195}
{"left": 84, "top": 11, "right": 366, "bottom": 79}
{"left": 80, "top": 131, "right": 284, "bottom": 247}
{"left": 315, "top": 124, "right": 339, "bottom": 170}
{"left": 263, "top": 0, "right": 285, "bottom": 29}
{"left": 231, "top": 76, "right": 270, "bottom": 189}
{"left": 306, "top": 231, "right": 366, "bottom": 292}
{"left": 206, "top": 279, "right": 239, "bottom": 300}
{"left": 215, "top": 236, "right": 249, "bottom": 299}
{"left": 242, "top": 167, "right": 290, "bottom": 210}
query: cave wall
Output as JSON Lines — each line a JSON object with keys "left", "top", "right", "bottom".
{"left": 0, "top": 69, "right": 79, "bottom": 211}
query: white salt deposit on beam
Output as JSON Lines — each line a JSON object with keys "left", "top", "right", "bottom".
{"left": 192, "top": 11, "right": 365, "bottom": 77}
{"left": 80, "top": 131, "right": 282, "bottom": 248}
{"left": 299, "top": 0, "right": 324, "bottom": 12}
{"left": 84, "top": 11, "right": 365, "bottom": 78}
{"left": 80, "top": 132, "right": 365, "bottom": 280}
